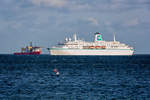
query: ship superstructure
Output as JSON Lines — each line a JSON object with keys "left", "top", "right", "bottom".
{"left": 49, "top": 32, "right": 134, "bottom": 55}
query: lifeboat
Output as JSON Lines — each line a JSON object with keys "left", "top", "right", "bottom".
{"left": 95, "top": 46, "right": 106, "bottom": 49}
{"left": 89, "top": 46, "right": 95, "bottom": 49}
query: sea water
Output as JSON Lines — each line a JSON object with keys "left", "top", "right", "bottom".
{"left": 0, "top": 54, "right": 150, "bottom": 100}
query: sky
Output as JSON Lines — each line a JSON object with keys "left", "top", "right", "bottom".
{"left": 0, "top": 0, "right": 150, "bottom": 54}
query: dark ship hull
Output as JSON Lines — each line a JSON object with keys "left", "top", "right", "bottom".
{"left": 14, "top": 51, "right": 41, "bottom": 55}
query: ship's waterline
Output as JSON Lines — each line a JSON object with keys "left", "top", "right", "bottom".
{"left": 48, "top": 32, "right": 134, "bottom": 55}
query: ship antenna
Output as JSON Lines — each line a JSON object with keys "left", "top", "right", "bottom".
{"left": 30, "top": 42, "right": 32, "bottom": 47}
{"left": 114, "top": 33, "right": 116, "bottom": 42}
{"left": 74, "top": 33, "right": 77, "bottom": 42}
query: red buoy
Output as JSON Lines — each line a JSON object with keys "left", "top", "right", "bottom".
{"left": 53, "top": 68, "right": 58, "bottom": 73}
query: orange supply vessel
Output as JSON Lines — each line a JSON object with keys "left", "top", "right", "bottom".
{"left": 14, "top": 42, "right": 42, "bottom": 55}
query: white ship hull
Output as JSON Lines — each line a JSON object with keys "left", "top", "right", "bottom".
{"left": 49, "top": 48, "right": 134, "bottom": 55}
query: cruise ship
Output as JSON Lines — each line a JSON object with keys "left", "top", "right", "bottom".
{"left": 48, "top": 32, "right": 134, "bottom": 55}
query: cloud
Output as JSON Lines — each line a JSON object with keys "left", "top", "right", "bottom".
{"left": 87, "top": 18, "right": 99, "bottom": 26}
{"left": 31, "top": 0, "right": 67, "bottom": 8}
